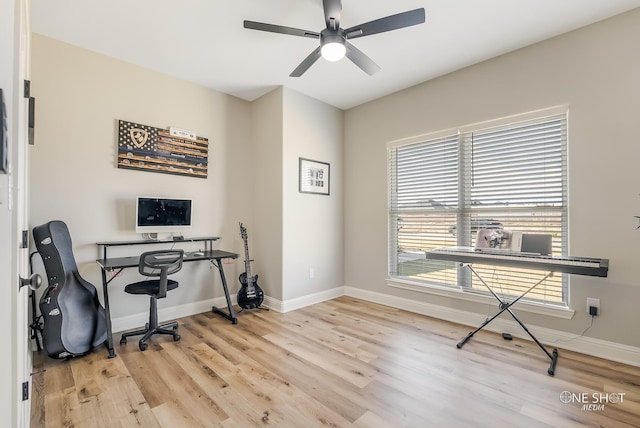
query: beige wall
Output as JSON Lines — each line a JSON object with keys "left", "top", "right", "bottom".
{"left": 282, "top": 88, "right": 343, "bottom": 302}
{"left": 250, "top": 88, "right": 284, "bottom": 301}
{"left": 29, "top": 34, "right": 344, "bottom": 323}
{"left": 344, "top": 9, "right": 640, "bottom": 348}
{"left": 29, "top": 35, "right": 253, "bottom": 319}
{"left": 247, "top": 87, "right": 344, "bottom": 305}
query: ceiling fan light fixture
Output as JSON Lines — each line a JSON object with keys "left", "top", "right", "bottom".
{"left": 320, "top": 31, "right": 346, "bottom": 61}
{"left": 321, "top": 41, "right": 346, "bottom": 61}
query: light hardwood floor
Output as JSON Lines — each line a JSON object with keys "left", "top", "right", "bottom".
{"left": 30, "top": 297, "right": 640, "bottom": 427}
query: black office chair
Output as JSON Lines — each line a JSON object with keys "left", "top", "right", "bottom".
{"left": 120, "top": 249, "right": 184, "bottom": 351}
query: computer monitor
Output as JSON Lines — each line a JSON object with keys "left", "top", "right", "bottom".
{"left": 135, "top": 196, "right": 192, "bottom": 235}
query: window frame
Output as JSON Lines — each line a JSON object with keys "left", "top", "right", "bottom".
{"left": 387, "top": 106, "right": 571, "bottom": 314}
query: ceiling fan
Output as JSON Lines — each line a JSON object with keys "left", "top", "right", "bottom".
{"left": 243, "top": 0, "right": 426, "bottom": 77}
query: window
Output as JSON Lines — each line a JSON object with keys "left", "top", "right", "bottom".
{"left": 388, "top": 108, "right": 568, "bottom": 305}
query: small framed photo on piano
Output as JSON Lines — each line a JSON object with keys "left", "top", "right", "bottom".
{"left": 299, "top": 158, "right": 330, "bottom": 195}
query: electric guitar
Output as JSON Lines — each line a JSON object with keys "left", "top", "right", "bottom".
{"left": 237, "top": 223, "right": 264, "bottom": 309}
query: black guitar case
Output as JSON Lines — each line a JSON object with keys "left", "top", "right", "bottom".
{"left": 33, "top": 220, "right": 107, "bottom": 359}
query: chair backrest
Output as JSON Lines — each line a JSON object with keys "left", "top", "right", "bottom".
{"left": 138, "top": 249, "right": 184, "bottom": 278}
{"left": 138, "top": 249, "right": 184, "bottom": 299}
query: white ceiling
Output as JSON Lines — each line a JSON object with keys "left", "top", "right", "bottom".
{"left": 30, "top": 0, "right": 640, "bottom": 110}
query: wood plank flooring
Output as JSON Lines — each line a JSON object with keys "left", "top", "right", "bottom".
{"left": 30, "top": 297, "right": 640, "bottom": 427}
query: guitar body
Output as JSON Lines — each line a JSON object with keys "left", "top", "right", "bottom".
{"left": 34, "top": 220, "right": 108, "bottom": 359}
{"left": 237, "top": 223, "right": 265, "bottom": 310}
{"left": 237, "top": 272, "right": 264, "bottom": 309}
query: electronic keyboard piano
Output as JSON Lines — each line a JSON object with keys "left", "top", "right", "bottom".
{"left": 426, "top": 246, "right": 609, "bottom": 277}
{"left": 426, "top": 246, "right": 609, "bottom": 375}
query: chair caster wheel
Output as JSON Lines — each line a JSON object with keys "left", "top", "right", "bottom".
{"left": 120, "top": 338, "right": 127, "bottom": 345}
{"left": 139, "top": 341, "right": 148, "bottom": 351}
{"left": 173, "top": 334, "right": 181, "bottom": 342}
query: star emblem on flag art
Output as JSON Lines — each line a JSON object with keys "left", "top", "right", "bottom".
{"left": 117, "top": 120, "right": 208, "bottom": 179}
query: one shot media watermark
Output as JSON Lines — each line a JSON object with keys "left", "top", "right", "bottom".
{"left": 560, "top": 390, "right": 626, "bottom": 411}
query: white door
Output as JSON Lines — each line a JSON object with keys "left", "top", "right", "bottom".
{"left": 16, "top": 0, "right": 33, "bottom": 425}
{"left": 0, "top": 1, "right": 33, "bottom": 427}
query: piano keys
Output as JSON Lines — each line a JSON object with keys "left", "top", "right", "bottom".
{"left": 426, "top": 246, "right": 609, "bottom": 277}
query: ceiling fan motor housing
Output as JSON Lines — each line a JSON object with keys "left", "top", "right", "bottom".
{"left": 321, "top": 28, "right": 346, "bottom": 44}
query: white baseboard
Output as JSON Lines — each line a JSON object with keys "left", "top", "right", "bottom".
{"left": 283, "top": 287, "right": 344, "bottom": 312}
{"left": 110, "top": 286, "right": 640, "bottom": 368}
{"left": 344, "top": 286, "right": 640, "bottom": 368}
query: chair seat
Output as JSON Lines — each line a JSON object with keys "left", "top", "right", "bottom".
{"left": 124, "top": 279, "right": 179, "bottom": 296}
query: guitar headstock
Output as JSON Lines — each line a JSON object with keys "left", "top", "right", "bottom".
{"left": 239, "top": 222, "right": 248, "bottom": 240}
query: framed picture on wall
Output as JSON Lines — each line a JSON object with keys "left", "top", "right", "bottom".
{"left": 299, "top": 157, "right": 330, "bottom": 195}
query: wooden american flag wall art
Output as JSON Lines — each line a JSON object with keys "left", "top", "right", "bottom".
{"left": 117, "top": 120, "right": 208, "bottom": 178}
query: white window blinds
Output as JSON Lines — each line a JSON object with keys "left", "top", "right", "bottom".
{"left": 388, "top": 110, "right": 568, "bottom": 304}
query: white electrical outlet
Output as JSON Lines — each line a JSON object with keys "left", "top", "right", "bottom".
{"left": 309, "top": 268, "right": 315, "bottom": 279}
{"left": 586, "top": 297, "right": 600, "bottom": 314}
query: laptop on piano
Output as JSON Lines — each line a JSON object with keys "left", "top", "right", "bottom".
{"left": 474, "top": 229, "right": 552, "bottom": 256}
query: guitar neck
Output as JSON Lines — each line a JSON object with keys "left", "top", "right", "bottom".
{"left": 243, "top": 240, "right": 252, "bottom": 278}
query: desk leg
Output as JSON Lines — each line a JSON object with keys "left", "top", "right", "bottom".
{"left": 210, "top": 259, "right": 238, "bottom": 324}
{"left": 101, "top": 269, "right": 116, "bottom": 358}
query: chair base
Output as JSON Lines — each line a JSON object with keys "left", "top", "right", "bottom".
{"left": 120, "top": 321, "right": 180, "bottom": 351}
{"left": 119, "top": 296, "right": 180, "bottom": 351}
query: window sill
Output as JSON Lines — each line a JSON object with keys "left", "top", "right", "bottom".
{"left": 386, "top": 277, "right": 575, "bottom": 320}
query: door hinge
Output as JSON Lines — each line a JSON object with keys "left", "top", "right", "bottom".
{"left": 22, "top": 381, "right": 29, "bottom": 401}
{"left": 28, "top": 96, "right": 35, "bottom": 145}
{"left": 21, "top": 230, "right": 28, "bottom": 249}
{"left": 24, "top": 80, "right": 30, "bottom": 98}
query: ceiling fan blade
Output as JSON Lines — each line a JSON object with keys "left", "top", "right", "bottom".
{"left": 344, "top": 8, "right": 425, "bottom": 40}
{"left": 345, "top": 41, "right": 381, "bottom": 76}
{"left": 244, "top": 20, "right": 319, "bottom": 39}
{"left": 290, "top": 46, "right": 322, "bottom": 77}
{"left": 323, "top": 0, "right": 342, "bottom": 30}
